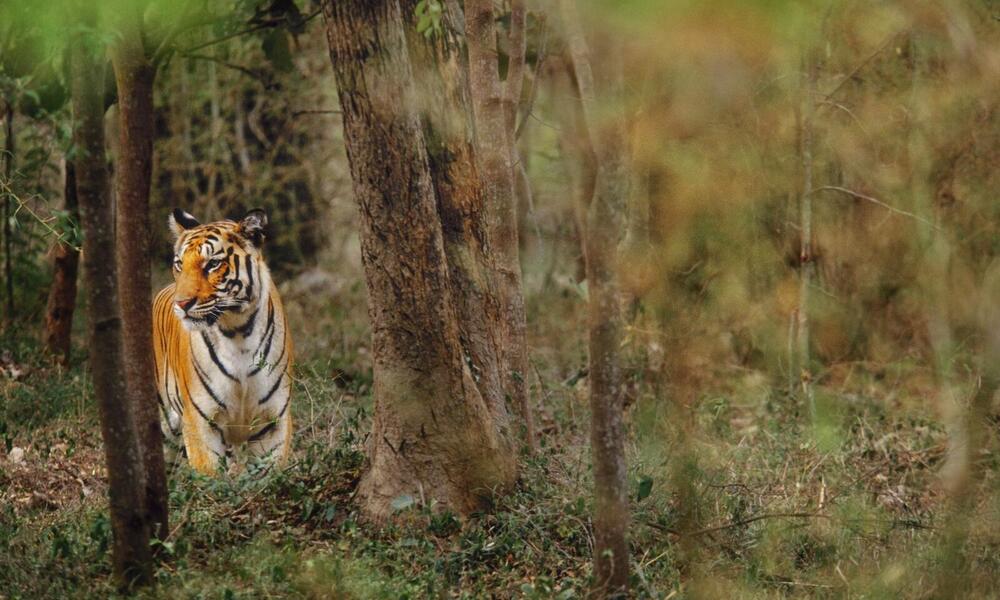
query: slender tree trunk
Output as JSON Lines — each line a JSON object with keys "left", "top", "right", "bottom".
{"left": 619, "top": 168, "right": 653, "bottom": 313}
{"left": 909, "top": 34, "right": 957, "bottom": 491}
{"left": 43, "top": 161, "right": 80, "bottom": 364}
{"left": 504, "top": 0, "right": 527, "bottom": 137}
{"left": 787, "top": 308, "right": 798, "bottom": 396}
{"left": 207, "top": 56, "right": 221, "bottom": 203}
{"left": 797, "top": 53, "right": 816, "bottom": 418}
{"left": 465, "top": 0, "right": 536, "bottom": 453}
{"left": 911, "top": 33, "right": 986, "bottom": 596}
{"left": 2, "top": 102, "right": 13, "bottom": 323}
{"left": 562, "top": 0, "right": 630, "bottom": 595}
{"left": 506, "top": 2, "right": 538, "bottom": 292}
{"left": 937, "top": 266, "right": 1000, "bottom": 596}
{"left": 111, "top": 10, "right": 169, "bottom": 544}
{"left": 323, "top": 0, "right": 516, "bottom": 520}
{"left": 558, "top": 57, "right": 598, "bottom": 284}
{"left": 70, "top": 8, "right": 153, "bottom": 588}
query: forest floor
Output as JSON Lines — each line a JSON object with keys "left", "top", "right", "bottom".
{"left": 1, "top": 277, "right": 999, "bottom": 599}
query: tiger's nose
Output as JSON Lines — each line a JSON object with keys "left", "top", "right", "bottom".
{"left": 175, "top": 297, "right": 197, "bottom": 313}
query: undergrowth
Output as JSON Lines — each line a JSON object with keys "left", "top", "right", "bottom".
{"left": 1, "top": 326, "right": 999, "bottom": 598}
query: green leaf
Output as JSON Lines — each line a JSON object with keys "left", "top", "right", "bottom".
{"left": 150, "top": 538, "right": 175, "bottom": 556}
{"left": 413, "top": 0, "right": 443, "bottom": 38}
{"left": 417, "top": 14, "right": 432, "bottom": 35}
{"left": 261, "top": 29, "right": 294, "bottom": 73}
{"left": 637, "top": 475, "right": 654, "bottom": 501}
{"left": 391, "top": 494, "right": 416, "bottom": 512}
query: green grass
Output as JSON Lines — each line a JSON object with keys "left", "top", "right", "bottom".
{"left": 1, "top": 309, "right": 999, "bottom": 598}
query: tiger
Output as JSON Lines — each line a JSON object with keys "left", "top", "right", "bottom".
{"left": 153, "top": 208, "right": 293, "bottom": 474}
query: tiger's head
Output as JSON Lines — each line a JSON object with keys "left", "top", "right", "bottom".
{"left": 168, "top": 208, "right": 269, "bottom": 330}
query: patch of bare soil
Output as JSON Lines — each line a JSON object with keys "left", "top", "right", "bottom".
{"left": 0, "top": 428, "right": 106, "bottom": 523}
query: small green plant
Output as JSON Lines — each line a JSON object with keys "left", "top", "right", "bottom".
{"left": 414, "top": 0, "right": 443, "bottom": 38}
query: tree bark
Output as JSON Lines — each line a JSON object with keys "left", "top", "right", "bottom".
{"left": 465, "top": 0, "right": 536, "bottom": 453}
{"left": 43, "top": 161, "right": 80, "bottom": 364}
{"left": 70, "top": 6, "right": 153, "bottom": 589}
{"left": 561, "top": 0, "right": 630, "bottom": 595}
{"left": 323, "top": 0, "right": 517, "bottom": 520}
{"left": 399, "top": 0, "right": 508, "bottom": 425}
{"left": 111, "top": 7, "right": 169, "bottom": 544}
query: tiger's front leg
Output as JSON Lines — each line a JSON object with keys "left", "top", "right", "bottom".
{"left": 247, "top": 410, "right": 292, "bottom": 466}
{"left": 180, "top": 400, "right": 227, "bottom": 475}
{"left": 247, "top": 372, "right": 293, "bottom": 465}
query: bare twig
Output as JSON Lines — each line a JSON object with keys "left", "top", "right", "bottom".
{"left": 181, "top": 7, "right": 322, "bottom": 54}
{"left": 820, "top": 29, "right": 906, "bottom": 103}
{"left": 291, "top": 108, "right": 342, "bottom": 118}
{"left": 642, "top": 510, "right": 934, "bottom": 539}
{"left": 650, "top": 512, "right": 829, "bottom": 537}
{"left": 816, "top": 99, "right": 871, "bottom": 138}
{"left": 812, "top": 185, "right": 941, "bottom": 231}
{"left": 0, "top": 179, "right": 80, "bottom": 250}
{"left": 515, "top": 15, "right": 549, "bottom": 141}
{"left": 178, "top": 52, "right": 270, "bottom": 83}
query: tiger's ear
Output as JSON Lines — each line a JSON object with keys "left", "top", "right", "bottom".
{"left": 239, "top": 208, "right": 268, "bottom": 247}
{"left": 169, "top": 208, "right": 200, "bottom": 238}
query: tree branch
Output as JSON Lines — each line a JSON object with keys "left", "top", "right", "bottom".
{"left": 812, "top": 185, "right": 941, "bottom": 231}
{"left": 0, "top": 178, "right": 80, "bottom": 250}
{"left": 559, "top": 0, "right": 600, "bottom": 161}
{"left": 515, "top": 15, "right": 549, "bottom": 141}
{"left": 180, "top": 6, "right": 322, "bottom": 54}
{"left": 643, "top": 510, "right": 934, "bottom": 538}
{"left": 150, "top": 0, "right": 201, "bottom": 67}
{"left": 821, "top": 29, "right": 906, "bottom": 103}
{"left": 178, "top": 51, "right": 271, "bottom": 84}
{"left": 290, "top": 108, "right": 342, "bottom": 118}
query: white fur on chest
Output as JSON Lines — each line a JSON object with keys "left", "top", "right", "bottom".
{"left": 189, "top": 298, "right": 288, "bottom": 444}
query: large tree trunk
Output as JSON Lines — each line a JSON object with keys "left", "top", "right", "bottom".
{"left": 70, "top": 7, "right": 153, "bottom": 589}
{"left": 562, "top": 0, "right": 630, "bottom": 595}
{"left": 465, "top": 0, "right": 536, "bottom": 453}
{"left": 43, "top": 161, "right": 80, "bottom": 364}
{"left": 111, "top": 9, "right": 169, "bottom": 544}
{"left": 323, "top": 0, "right": 517, "bottom": 520}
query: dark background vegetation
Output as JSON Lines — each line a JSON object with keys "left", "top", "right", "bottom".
{"left": 1, "top": 0, "right": 999, "bottom": 597}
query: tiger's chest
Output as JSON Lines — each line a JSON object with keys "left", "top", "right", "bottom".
{"left": 189, "top": 303, "right": 287, "bottom": 443}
